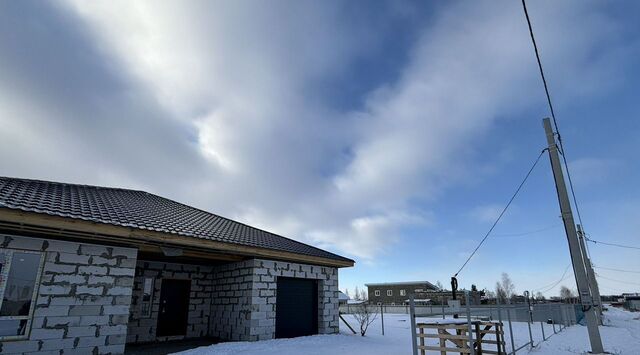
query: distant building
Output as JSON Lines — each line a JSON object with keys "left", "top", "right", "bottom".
{"left": 623, "top": 293, "right": 640, "bottom": 311}
{"left": 338, "top": 291, "right": 350, "bottom": 305}
{"left": 365, "top": 281, "right": 486, "bottom": 305}
{"left": 366, "top": 281, "right": 447, "bottom": 305}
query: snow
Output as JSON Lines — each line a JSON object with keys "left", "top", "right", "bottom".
{"left": 173, "top": 306, "right": 640, "bottom": 355}
{"left": 532, "top": 306, "right": 640, "bottom": 355}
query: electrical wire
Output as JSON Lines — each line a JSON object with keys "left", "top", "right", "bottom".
{"left": 594, "top": 266, "right": 640, "bottom": 274}
{"left": 596, "top": 274, "right": 640, "bottom": 287}
{"left": 493, "top": 223, "right": 562, "bottom": 238}
{"left": 584, "top": 237, "right": 640, "bottom": 251}
{"left": 596, "top": 283, "right": 633, "bottom": 294}
{"left": 454, "top": 148, "right": 547, "bottom": 277}
{"left": 522, "top": 0, "right": 585, "bottom": 229}
{"left": 532, "top": 264, "right": 572, "bottom": 293}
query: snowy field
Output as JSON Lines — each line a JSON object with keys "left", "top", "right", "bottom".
{"left": 175, "top": 306, "right": 640, "bottom": 355}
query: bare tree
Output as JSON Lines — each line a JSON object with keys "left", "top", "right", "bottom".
{"left": 352, "top": 303, "right": 378, "bottom": 336}
{"left": 435, "top": 281, "right": 444, "bottom": 291}
{"left": 495, "top": 273, "right": 515, "bottom": 304}
{"left": 495, "top": 282, "right": 508, "bottom": 304}
{"left": 535, "top": 291, "right": 545, "bottom": 302}
{"left": 501, "top": 273, "right": 516, "bottom": 304}
{"left": 361, "top": 286, "right": 369, "bottom": 301}
{"left": 354, "top": 286, "right": 361, "bottom": 301}
{"left": 560, "top": 286, "right": 575, "bottom": 303}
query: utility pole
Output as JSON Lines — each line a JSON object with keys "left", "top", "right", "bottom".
{"left": 543, "top": 118, "right": 605, "bottom": 353}
{"left": 577, "top": 224, "right": 603, "bottom": 324}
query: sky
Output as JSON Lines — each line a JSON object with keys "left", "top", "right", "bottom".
{"left": 1, "top": 0, "right": 639, "bottom": 298}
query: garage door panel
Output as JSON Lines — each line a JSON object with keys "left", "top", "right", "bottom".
{"left": 275, "top": 277, "right": 318, "bottom": 338}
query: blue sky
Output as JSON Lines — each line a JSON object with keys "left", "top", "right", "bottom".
{"left": 1, "top": 0, "right": 639, "bottom": 297}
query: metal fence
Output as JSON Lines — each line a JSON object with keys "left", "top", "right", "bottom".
{"left": 340, "top": 298, "right": 579, "bottom": 355}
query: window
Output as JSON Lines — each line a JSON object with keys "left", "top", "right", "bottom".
{"left": 377, "top": 302, "right": 381, "bottom": 306}
{"left": 0, "top": 250, "right": 44, "bottom": 340}
{"left": 387, "top": 290, "right": 392, "bottom": 296}
{"left": 415, "top": 288, "right": 424, "bottom": 293}
{"left": 140, "top": 278, "right": 154, "bottom": 317}
{"left": 391, "top": 302, "right": 395, "bottom": 306}
{"left": 374, "top": 290, "right": 380, "bottom": 296}
{"left": 400, "top": 289, "right": 406, "bottom": 296}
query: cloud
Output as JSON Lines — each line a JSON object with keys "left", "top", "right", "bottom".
{"left": 0, "top": 0, "right": 634, "bottom": 263}
{"left": 569, "top": 158, "right": 621, "bottom": 187}
{"left": 469, "top": 204, "right": 504, "bottom": 224}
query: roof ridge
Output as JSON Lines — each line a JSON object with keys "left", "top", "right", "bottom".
{"left": 0, "top": 176, "right": 146, "bottom": 193}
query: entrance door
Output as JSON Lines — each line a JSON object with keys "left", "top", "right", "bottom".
{"left": 275, "top": 277, "right": 318, "bottom": 338}
{"left": 157, "top": 279, "right": 191, "bottom": 337}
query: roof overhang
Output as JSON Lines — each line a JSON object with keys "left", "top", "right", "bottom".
{"left": 0, "top": 208, "right": 354, "bottom": 268}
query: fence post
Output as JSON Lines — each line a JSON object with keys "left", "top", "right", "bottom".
{"left": 381, "top": 303, "right": 385, "bottom": 336}
{"left": 496, "top": 299, "right": 504, "bottom": 355}
{"left": 526, "top": 307, "right": 534, "bottom": 349}
{"left": 548, "top": 304, "right": 556, "bottom": 334}
{"left": 410, "top": 295, "right": 418, "bottom": 355}
{"left": 507, "top": 307, "right": 516, "bottom": 355}
{"left": 465, "top": 290, "right": 475, "bottom": 355}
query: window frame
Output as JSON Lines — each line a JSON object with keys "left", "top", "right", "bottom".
{"left": 400, "top": 289, "right": 406, "bottom": 296}
{"left": 387, "top": 290, "right": 392, "bottom": 296}
{"left": 374, "top": 290, "right": 380, "bottom": 296}
{"left": 140, "top": 277, "right": 155, "bottom": 318}
{"left": 0, "top": 249, "right": 45, "bottom": 341}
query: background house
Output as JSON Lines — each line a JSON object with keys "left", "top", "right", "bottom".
{"left": 338, "top": 291, "right": 350, "bottom": 306}
{"left": 366, "top": 281, "right": 439, "bottom": 305}
{"left": 0, "top": 177, "right": 353, "bottom": 354}
{"left": 365, "top": 281, "right": 483, "bottom": 305}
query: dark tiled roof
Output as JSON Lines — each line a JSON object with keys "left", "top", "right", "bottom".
{"left": 0, "top": 177, "right": 353, "bottom": 264}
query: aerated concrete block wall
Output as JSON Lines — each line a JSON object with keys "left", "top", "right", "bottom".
{"left": 0, "top": 233, "right": 137, "bottom": 355}
{"left": 127, "top": 260, "right": 215, "bottom": 343}
{"left": 209, "top": 259, "right": 339, "bottom": 341}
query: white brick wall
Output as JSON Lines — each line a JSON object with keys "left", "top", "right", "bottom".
{"left": 0, "top": 233, "right": 137, "bottom": 355}
{"left": 127, "top": 261, "right": 216, "bottom": 344}
{"left": 209, "top": 259, "right": 339, "bottom": 341}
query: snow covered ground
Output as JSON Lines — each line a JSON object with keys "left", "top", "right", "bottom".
{"left": 174, "top": 306, "right": 640, "bottom": 355}
{"left": 532, "top": 306, "right": 640, "bottom": 355}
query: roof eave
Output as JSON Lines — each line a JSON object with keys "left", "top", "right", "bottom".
{"left": 0, "top": 208, "right": 354, "bottom": 268}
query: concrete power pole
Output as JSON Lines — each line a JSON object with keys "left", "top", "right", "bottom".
{"left": 543, "top": 118, "right": 605, "bottom": 353}
{"left": 577, "top": 224, "right": 604, "bottom": 324}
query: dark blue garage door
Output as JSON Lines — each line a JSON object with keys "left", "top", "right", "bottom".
{"left": 275, "top": 277, "right": 318, "bottom": 338}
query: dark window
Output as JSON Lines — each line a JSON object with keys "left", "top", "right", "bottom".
{"left": 0, "top": 250, "right": 43, "bottom": 340}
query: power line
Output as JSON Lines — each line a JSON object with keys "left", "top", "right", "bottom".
{"left": 594, "top": 266, "right": 640, "bottom": 274}
{"left": 596, "top": 274, "right": 640, "bottom": 287}
{"left": 454, "top": 148, "right": 547, "bottom": 277}
{"left": 596, "top": 283, "right": 635, "bottom": 294}
{"left": 585, "top": 237, "right": 640, "bottom": 251}
{"left": 532, "top": 264, "right": 571, "bottom": 293}
{"left": 493, "top": 223, "right": 562, "bottom": 238}
{"left": 521, "top": 0, "right": 585, "bottom": 229}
